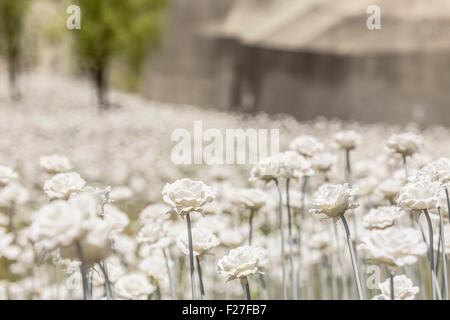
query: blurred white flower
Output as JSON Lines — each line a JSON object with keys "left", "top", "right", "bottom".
{"left": 310, "top": 183, "right": 358, "bottom": 222}
{"left": 374, "top": 275, "right": 419, "bottom": 300}
{"left": 386, "top": 133, "right": 422, "bottom": 157}
{"left": 114, "top": 273, "right": 155, "bottom": 300}
{"left": 363, "top": 206, "right": 403, "bottom": 230}
{"left": 137, "top": 219, "right": 172, "bottom": 249}
{"left": 289, "top": 135, "right": 323, "bottom": 157}
{"left": 0, "top": 166, "right": 17, "bottom": 186}
{"left": 312, "top": 152, "right": 338, "bottom": 173}
{"left": 217, "top": 246, "right": 267, "bottom": 281}
{"left": 280, "top": 151, "right": 314, "bottom": 178}
{"left": 0, "top": 182, "right": 29, "bottom": 207}
{"left": 358, "top": 227, "right": 427, "bottom": 267}
{"left": 162, "top": 178, "right": 215, "bottom": 216}
{"left": 139, "top": 203, "right": 171, "bottom": 224}
{"left": 110, "top": 186, "right": 134, "bottom": 201}
{"left": 333, "top": 130, "right": 361, "bottom": 150}
{"left": 249, "top": 154, "right": 282, "bottom": 183}
{"left": 375, "top": 179, "right": 403, "bottom": 202}
{"left": 138, "top": 255, "right": 171, "bottom": 281}
{"left": 43, "top": 172, "right": 86, "bottom": 200}
{"left": 239, "top": 188, "right": 267, "bottom": 211}
{"left": 177, "top": 227, "right": 219, "bottom": 256}
{"left": 0, "top": 228, "right": 20, "bottom": 260}
{"left": 39, "top": 155, "right": 73, "bottom": 174}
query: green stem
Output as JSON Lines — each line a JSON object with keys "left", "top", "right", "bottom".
{"left": 439, "top": 207, "right": 448, "bottom": 299}
{"left": 275, "top": 179, "right": 287, "bottom": 300}
{"left": 286, "top": 178, "right": 297, "bottom": 300}
{"left": 248, "top": 210, "right": 254, "bottom": 246}
{"left": 341, "top": 215, "right": 364, "bottom": 300}
{"left": 423, "top": 209, "right": 436, "bottom": 300}
{"left": 186, "top": 213, "right": 197, "bottom": 300}
{"left": 196, "top": 256, "right": 205, "bottom": 299}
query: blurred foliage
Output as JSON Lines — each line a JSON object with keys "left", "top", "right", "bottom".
{"left": 72, "top": 0, "right": 168, "bottom": 106}
{"left": 0, "top": 0, "right": 31, "bottom": 99}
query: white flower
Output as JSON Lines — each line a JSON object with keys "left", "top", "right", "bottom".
{"left": 375, "top": 179, "right": 403, "bottom": 201}
{"left": 333, "top": 130, "right": 361, "bottom": 150}
{"left": 363, "top": 206, "right": 403, "bottom": 230}
{"left": 386, "top": 132, "right": 422, "bottom": 157}
{"left": 239, "top": 188, "right": 267, "bottom": 211}
{"left": 0, "top": 228, "right": 20, "bottom": 260}
{"left": 312, "top": 152, "right": 338, "bottom": 173}
{"left": 217, "top": 246, "right": 267, "bottom": 281}
{"left": 310, "top": 184, "right": 358, "bottom": 221}
{"left": 0, "top": 182, "right": 29, "bottom": 207}
{"left": 421, "top": 157, "right": 450, "bottom": 185}
{"left": 139, "top": 203, "right": 171, "bottom": 224}
{"left": 110, "top": 186, "right": 134, "bottom": 201}
{"left": 103, "top": 204, "right": 130, "bottom": 235}
{"left": 137, "top": 219, "right": 172, "bottom": 249}
{"left": 39, "top": 154, "right": 73, "bottom": 174}
{"left": 374, "top": 275, "right": 419, "bottom": 300}
{"left": 0, "top": 166, "right": 17, "bottom": 186}
{"left": 177, "top": 227, "right": 219, "bottom": 256}
{"left": 249, "top": 154, "right": 282, "bottom": 182}
{"left": 162, "top": 178, "right": 215, "bottom": 216}
{"left": 114, "top": 273, "right": 155, "bottom": 300}
{"left": 289, "top": 135, "right": 323, "bottom": 157}
{"left": 218, "top": 228, "right": 245, "bottom": 248}
{"left": 358, "top": 227, "right": 427, "bottom": 267}
{"left": 29, "top": 196, "right": 94, "bottom": 251}
{"left": 280, "top": 151, "right": 314, "bottom": 178}
{"left": 138, "top": 255, "right": 171, "bottom": 281}
{"left": 398, "top": 180, "right": 441, "bottom": 211}
{"left": 43, "top": 172, "right": 86, "bottom": 200}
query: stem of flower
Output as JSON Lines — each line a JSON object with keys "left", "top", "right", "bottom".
{"left": 345, "top": 149, "right": 352, "bottom": 185}
{"left": 186, "top": 213, "right": 197, "bottom": 300}
{"left": 275, "top": 179, "right": 287, "bottom": 300}
{"left": 340, "top": 215, "right": 364, "bottom": 300}
{"left": 286, "top": 178, "right": 297, "bottom": 300}
{"left": 196, "top": 256, "right": 205, "bottom": 299}
{"left": 240, "top": 277, "right": 251, "bottom": 300}
{"left": 446, "top": 188, "right": 450, "bottom": 225}
{"left": 259, "top": 274, "right": 267, "bottom": 299}
{"left": 76, "top": 241, "right": 89, "bottom": 300}
{"left": 163, "top": 249, "right": 176, "bottom": 300}
{"left": 439, "top": 207, "right": 449, "bottom": 300}
{"left": 423, "top": 209, "right": 436, "bottom": 300}
{"left": 248, "top": 209, "right": 254, "bottom": 246}
{"left": 389, "top": 269, "right": 394, "bottom": 300}
{"left": 402, "top": 154, "right": 408, "bottom": 179}
{"left": 99, "top": 261, "right": 113, "bottom": 300}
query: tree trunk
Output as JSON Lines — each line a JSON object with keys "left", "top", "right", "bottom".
{"left": 7, "top": 53, "right": 20, "bottom": 101}
{"left": 94, "top": 65, "right": 109, "bottom": 111}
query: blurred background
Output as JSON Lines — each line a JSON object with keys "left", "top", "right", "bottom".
{"left": 1, "top": 0, "right": 450, "bottom": 126}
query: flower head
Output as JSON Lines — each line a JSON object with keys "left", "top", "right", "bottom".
{"left": 333, "top": 130, "right": 361, "bottom": 150}
{"left": 239, "top": 188, "right": 267, "bottom": 211}
{"left": 289, "top": 135, "right": 323, "bottom": 157}
{"left": 114, "top": 273, "right": 155, "bottom": 300}
{"left": 310, "top": 184, "right": 358, "bottom": 222}
{"left": 39, "top": 155, "right": 73, "bottom": 174}
{"left": 386, "top": 132, "right": 422, "bottom": 157}
{"left": 363, "top": 206, "right": 403, "bottom": 230}
{"left": 249, "top": 154, "right": 282, "bottom": 183}
{"left": 373, "top": 275, "right": 419, "bottom": 300}
{"left": 177, "top": 227, "right": 219, "bottom": 256}
{"left": 162, "top": 178, "right": 215, "bottom": 216}
{"left": 43, "top": 172, "right": 86, "bottom": 200}
{"left": 0, "top": 166, "right": 17, "bottom": 186}
{"left": 217, "top": 246, "right": 267, "bottom": 281}
{"left": 397, "top": 180, "right": 441, "bottom": 211}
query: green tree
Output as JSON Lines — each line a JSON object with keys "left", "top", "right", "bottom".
{"left": 72, "top": 0, "right": 168, "bottom": 110}
{"left": 0, "top": 0, "right": 31, "bottom": 100}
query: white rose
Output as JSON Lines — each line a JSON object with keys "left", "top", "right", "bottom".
{"left": 217, "top": 246, "right": 267, "bottom": 281}
{"left": 249, "top": 154, "right": 282, "bottom": 183}
{"left": 375, "top": 275, "right": 419, "bottom": 300}
{"left": 137, "top": 219, "right": 172, "bottom": 249}
{"left": 43, "top": 172, "right": 86, "bottom": 200}
{"left": 280, "top": 151, "right": 314, "bottom": 178}
{"left": 310, "top": 183, "right": 358, "bottom": 222}
{"left": 0, "top": 166, "right": 18, "bottom": 186}
{"left": 0, "top": 182, "right": 29, "bottom": 207}
{"left": 398, "top": 180, "right": 441, "bottom": 211}
{"left": 177, "top": 227, "right": 219, "bottom": 256}
{"left": 114, "top": 273, "right": 155, "bottom": 300}
{"left": 239, "top": 188, "right": 267, "bottom": 211}
{"left": 312, "top": 152, "right": 338, "bottom": 173}
{"left": 333, "top": 130, "right": 361, "bottom": 150}
{"left": 363, "top": 206, "right": 403, "bottom": 230}
{"left": 162, "top": 178, "right": 215, "bottom": 216}
{"left": 289, "top": 135, "right": 323, "bottom": 157}
{"left": 139, "top": 203, "right": 171, "bottom": 224}
{"left": 39, "top": 154, "right": 73, "bottom": 174}
{"left": 386, "top": 132, "right": 422, "bottom": 157}
{"left": 358, "top": 227, "right": 427, "bottom": 267}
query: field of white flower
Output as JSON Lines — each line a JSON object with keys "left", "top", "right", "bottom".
{"left": 1, "top": 73, "right": 450, "bottom": 300}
